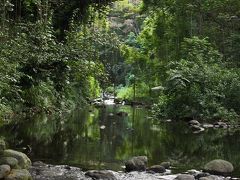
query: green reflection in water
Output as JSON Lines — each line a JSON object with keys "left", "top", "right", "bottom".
{"left": 0, "top": 105, "right": 240, "bottom": 176}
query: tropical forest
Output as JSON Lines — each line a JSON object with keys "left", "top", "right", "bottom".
{"left": 0, "top": 0, "right": 240, "bottom": 179}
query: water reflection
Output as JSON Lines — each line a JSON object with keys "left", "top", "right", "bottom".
{"left": 0, "top": 105, "right": 240, "bottom": 176}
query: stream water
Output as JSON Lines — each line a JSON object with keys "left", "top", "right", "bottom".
{"left": 1, "top": 105, "right": 240, "bottom": 176}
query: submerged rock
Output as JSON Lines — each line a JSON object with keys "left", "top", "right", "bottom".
{"left": 0, "top": 165, "right": 11, "bottom": 179}
{"left": 125, "top": 156, "right": 148, "bottom": 172}
{"left": 204, "top": 159, "right": 234, "bottom": 175}
{"left": 85, "top": 170, "right": 117, "bottom": 180}
{"left": 3, "top": 149, "right": 31, "bottom": 169}
{"left": 0, "top": 157, "right": 19, "bottom": 168}
{"left": 199, "top": 175, "right": 224, "bottom": 180}
{"left": 5, "top": 169, "right": 32, "bottom": 180}
{"left": 175, "top": 174, "right": 195, "bottom": 180}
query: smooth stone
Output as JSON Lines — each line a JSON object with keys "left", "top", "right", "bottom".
{"left": 175, "top": 174, "right": 195, "bottom": 180}
{"left": 199, "top": 175, "right": 224, "bottom": 180}
{"left": 0, "top": 157, "right": 19, "bottom": 168}
{"left": 3, "top": 149, "right": 31, "bottom": 169}
{"left": 125, "top": 156, "right": 148, "bottom": 172}
{"left": 204, "top": 159, "right": 234, "bottom": 175}
{"left": 0, "top": 165, "right": 11, "bottom": 179}
{"left": 5, "top": 169, "right": 32, "bottom": 180}
{"left": 147, "top": 165, "right": 166, "bottom": 173}
{"left": 161, "top": 162, "right": 171, "bottom": 169}
{"left": 85, "top": 170, "right": 117, "bottom": 180}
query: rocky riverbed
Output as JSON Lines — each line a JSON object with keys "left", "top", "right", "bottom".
{"left": 28, "top": 156, "right": 238, "bottom": 180}
{"left": 29, "top": 162, "right": 237, "bottom": 180}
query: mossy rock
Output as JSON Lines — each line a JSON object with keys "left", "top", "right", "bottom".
{"left": 5, "top": 169, "right": 32, "bottom": 180}
{"left": 125, "top": 156, "right": 148, "bottom": 172}
{"left": 3, "top": 150, "right": 31, "bottom": 169}
{"left": 0, "top": 157, "right": 19, "bottom": 169}
{"left": 204, "top": 159, "right": 234, "bottom": 175}
{"left": 0, "top": 164, "right": 11, "bottom": 179}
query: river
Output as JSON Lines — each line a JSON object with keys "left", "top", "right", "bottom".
{"left": 0, "top": 105, "right": 240, "bottom": 176}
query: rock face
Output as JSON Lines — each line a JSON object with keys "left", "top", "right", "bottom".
{"left": 175, "top": 174, "right": 195, "bottom": 180}
{"left": 125, "top": 156, "right": 148, "bottom": 172}
{"left": 5, "top": 169, "right": 32, "bottom": 180}
{"left": 147, "top": 165, "right": 166, "bottom": 173}
{"left": 0, "top": 165, "right": 11, "bottom": 179}
{"left": 3, "top": 149, "right": 31, "bottom": 169}
{"left": 85, "top": 170, "right": 117, "bottom": 180}
{"left": 204, "top": 159, "right": 234, "bottom": 175}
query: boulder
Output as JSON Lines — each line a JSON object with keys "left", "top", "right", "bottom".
{"left": 175, "top": 174, "right": 195, "bottom": 180}
{"left": 160, "top": 162, "right": 171, "bottom": 169}
{"left": 0, "top": 165, "right": 11, "bottom": 179}
{"left": 5, "top": 169, "right": 32, "bottom": 180}
{"left": 204, "top": 159, "right": 234, "bottom": 175}
{"left": 147, "top": 165, "right": 166, "bottom": 173}
{"left": 125, "top": 156, "right": 148, "bottom": 172}
{"left": 3, "top": 150, "right": 31, "bottom": 169}
{"left": 0, "top": 157, "right": 19, "bottom": 168}
{"left": 0, "top": 139, "right": 6, "bottom": 154}
{"left": 85, "top": 170, "right": 117, "bottom": 180}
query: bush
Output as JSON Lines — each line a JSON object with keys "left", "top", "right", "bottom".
{"left": 152, "top": 37, "right": 240, "bottom": 121}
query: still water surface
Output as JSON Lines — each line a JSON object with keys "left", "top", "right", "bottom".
{"left": 1, "top": 105, "right": 240, "bottom": 176}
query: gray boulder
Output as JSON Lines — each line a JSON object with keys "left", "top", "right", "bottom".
{"left": 0, "top": 165, "right": 11, "bottom": 179}
{"left": 0, "top": 157, "right": 19, "bottom": 168}
{"left": 3, "top": 150, "right": 31, "bottom": 169}
{"left": 5, "top": 169, "right": 32, "bottom": 180}
{"left": 175, "top": 174, "right": 195, "bottom": 180}
{"left": 125, "top": 156, "right": 148, "bottom": 172}
{"left": 147, "top": 165, "right": 166, "bottom": 173}
{"left": 204, "top": 159, "right": 234, "bottom": 175}
{"left": 85, "top": 170, "right": 117, "bottom": 180}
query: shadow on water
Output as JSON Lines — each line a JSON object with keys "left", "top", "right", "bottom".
{"left": 1, "top": 105, "right": 240, "bottom": 176}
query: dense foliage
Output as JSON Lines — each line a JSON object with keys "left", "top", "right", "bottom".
{"left": 0, "top": 0, "right": 119, "bottom": 121}
{"left": 120, "top": 0, "right": 240, "bottom": 121}
{"left": 1, "top": 0, "right": 240, "bottom": 122}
